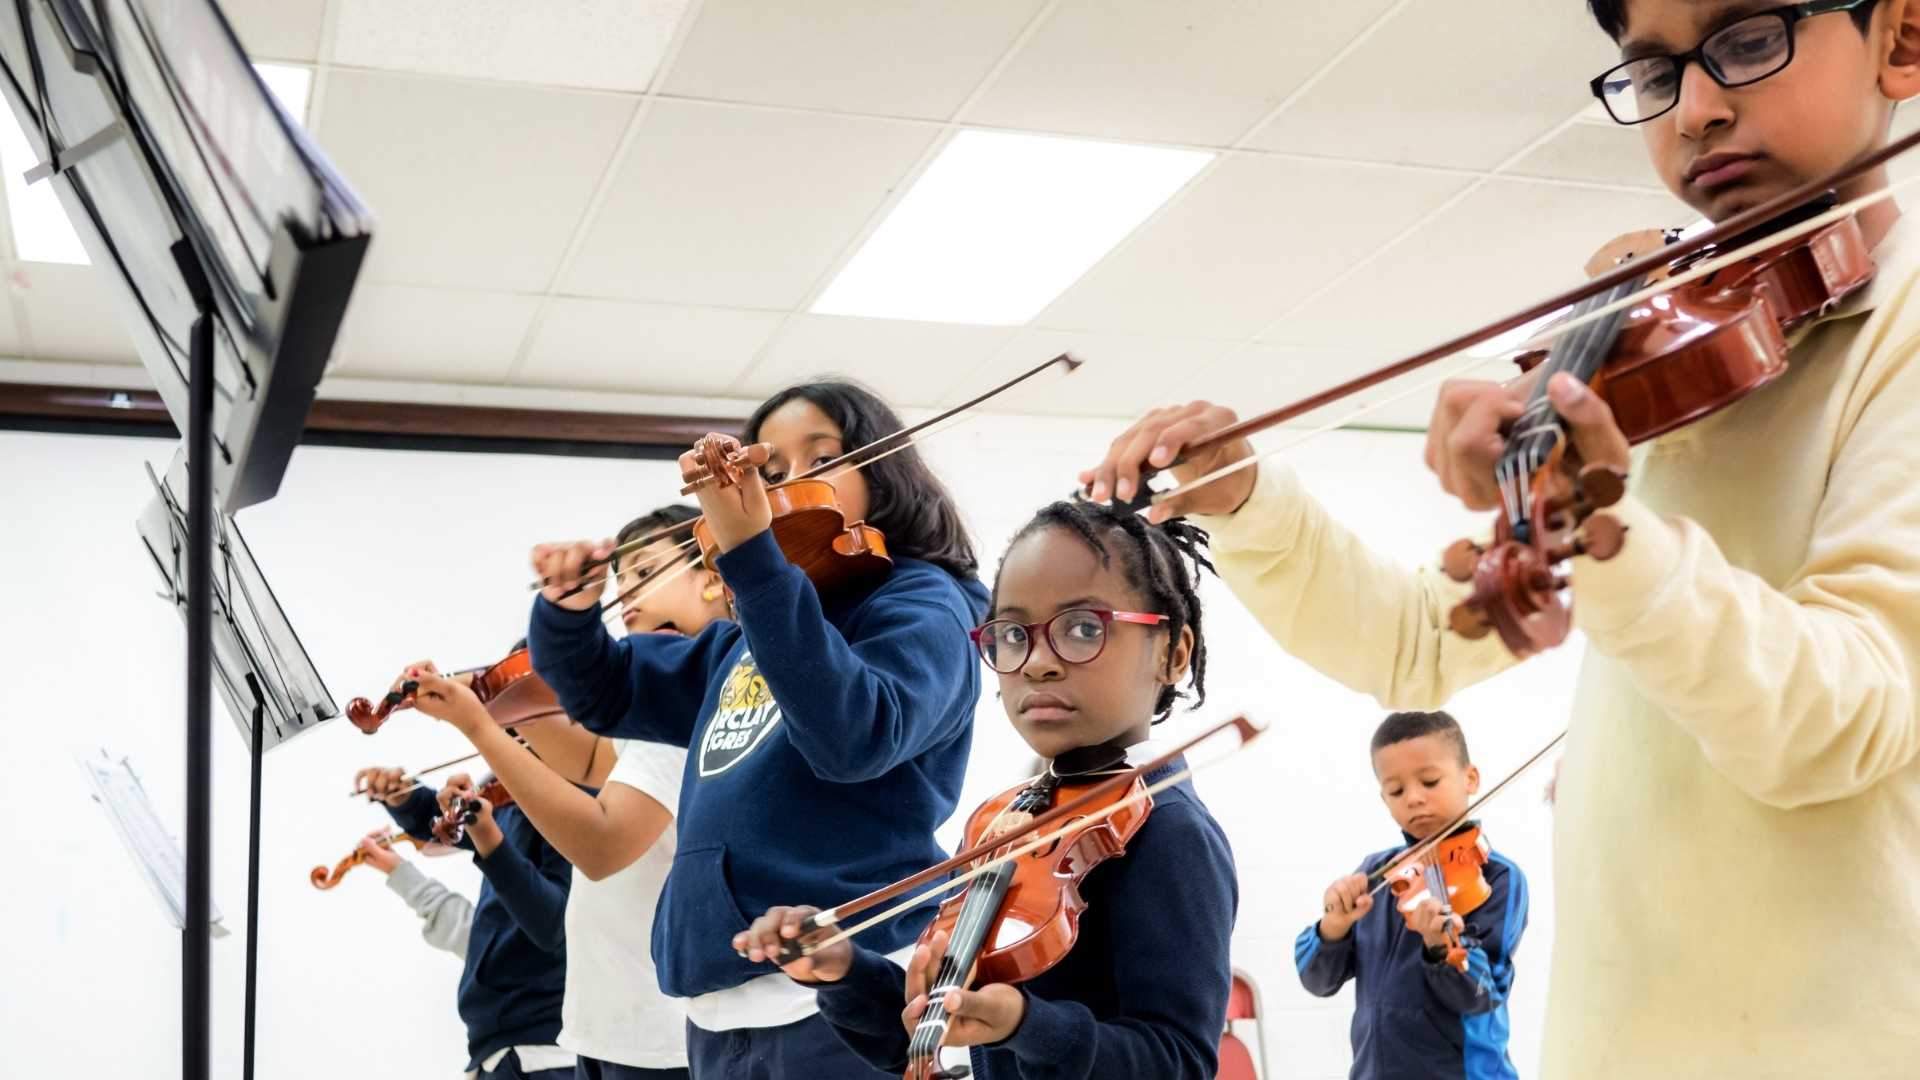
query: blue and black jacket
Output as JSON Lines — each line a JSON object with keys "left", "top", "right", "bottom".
{"left": 530, "top": 527, "right": 989, "bottom": 1000}
{"left": 1295, "top": 835, "right": 1528, "bottom": 1080}
{"left": 385, "top": 787, "right": 576, "bottom": 1071}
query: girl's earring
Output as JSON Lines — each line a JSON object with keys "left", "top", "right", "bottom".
{"left": 702, "top": 585, "right": 723, "bottom": 602}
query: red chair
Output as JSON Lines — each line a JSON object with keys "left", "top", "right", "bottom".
{"left": 1216, "top": 968, "right": 1268, "bottom": 1080}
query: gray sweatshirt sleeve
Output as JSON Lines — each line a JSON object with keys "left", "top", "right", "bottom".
{"left": 384, "top": 861, "right": 473, "bottom": 959}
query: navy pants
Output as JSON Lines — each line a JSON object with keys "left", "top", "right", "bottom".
{"left": 686, "top": 1015, "right": 895, "bottom": 1079}
{"left": 477, "top": 1051, "right": 575, "bottom": 1080}
{"left": 574, "top": 1056, "right": 691, "bottom": 1080}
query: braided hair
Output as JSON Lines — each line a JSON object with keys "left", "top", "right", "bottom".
{"left": 994, "top": 500, "right": 1216, "bottom": 720}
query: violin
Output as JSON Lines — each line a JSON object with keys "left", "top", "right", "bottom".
{"left": 309, "top": 830, "right": 450, "bottom": 890}
{"left": 1373, "top": 823, "right": 1492, "bottom": 975}
{"left": 902, "top": 765, "right": 1152, "bottom": 1079}
{"left": 1440, "top": 195, "right": 1875, "bottom": 657}
{"left": 680, "top": 432, "right": 892, "bottom": 596}
{"left": 345, "top": 648, "right": 563, "bottom": 734}
{"left": 431, "top": 775, "right": 514, "bottom": 846}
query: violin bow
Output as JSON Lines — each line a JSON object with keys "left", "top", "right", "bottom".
{"left": 762, "top": 714, "right": 1263, "bottom": 961}
{"left": 1365, "top": 729, "right": 1566, "bottom": 897}
{"left": 534, "top": 352, "right": 1084, "bottom": 599}
{"left": 1141, "top": 124, "right": 1920, "bottom": 508}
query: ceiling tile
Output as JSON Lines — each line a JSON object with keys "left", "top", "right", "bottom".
{"left": 12, "top": 264, "right": 137, "bottom": 363}
{"left": 1244, "top": 0, "right": 1616, "bottom": 170}
{"left": 1506, "top": 120, "right": 1668, "bottom": 191}
{"left": 221, "top": 0, "right": 327, "bottom": 63}
{"left": 737, "top": 315, "right": 1017, "bottom": 406}
{"left": 516, "top": 298, "right": 784, "bottom": 394}
{"left": 317, "top": 70, "right": 633, "bottom": 292}
{"left": 1037, "top": 155, "right": 1470, "bottom": 340}
{"left": 955, "top": 329, "right": 1232, "bottom": 418}
{"left": 329, "top": 285, "right": 542, "bottom": 382}
{"left": 664, "top": 0, "right": 1045, "bottom": 119}
{"left": 560, "top": 100, "right": 938, "bottom": 308}
{"left": 1262, "top": 179, "right": 1684, "bottom": 354}
{"left": 333, "top": 0, "right": 692, "bottom": 92}
{"left": 967, "top": 0, "right": 1400, "bottom": 147}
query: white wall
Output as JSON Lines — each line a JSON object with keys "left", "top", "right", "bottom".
{"left": 0, "top": 416, "right": 1579, "bottom": 1078}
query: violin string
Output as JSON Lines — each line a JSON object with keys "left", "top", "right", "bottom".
{"left": 912, "top": 865, "right": 1005, "bottom": 1059}
{"left": 1151, "top": 174, "right": 1920, "bottom": 514}
{"left": 1369, "top": 728, "right": 1566, "bottom": 898}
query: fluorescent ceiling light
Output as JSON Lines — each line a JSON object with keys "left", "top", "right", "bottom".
{"left": 0, "top": 63, "right": 311, "bottom": 265}
{"left": 812, "top": 130, "right": 1213, "bottom": 325}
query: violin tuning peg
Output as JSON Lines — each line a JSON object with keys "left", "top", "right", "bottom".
{"left": 1448, "top": 601, "right": 1493, "bottom": 640}
{"left": 1575, "top": 464, "right": 1627, "bottom": 509}
{"left": 1441, "top": 539, "right": 1482, "bottom": 583}
{"left": 1575, "top": 513, "right": 1628, "bottom": 561}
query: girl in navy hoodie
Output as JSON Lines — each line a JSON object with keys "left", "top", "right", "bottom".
{"left": 737, "top": 500, "right": 1239, "bottom": 1080}
{"left": 527, "top": 381, "right": 988, "bottom": 1079}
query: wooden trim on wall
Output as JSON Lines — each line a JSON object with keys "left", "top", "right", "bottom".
{"left": 0, "top": 381, "right": 744, "bottom": 453}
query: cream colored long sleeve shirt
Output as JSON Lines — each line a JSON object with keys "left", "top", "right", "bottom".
{"left": 1195, "top": 217, "right": 1920, "bottom": 1079}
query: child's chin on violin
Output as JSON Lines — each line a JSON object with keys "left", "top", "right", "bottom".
{"left": 736, "top": 499, "right": 1238, "bottom": 1080}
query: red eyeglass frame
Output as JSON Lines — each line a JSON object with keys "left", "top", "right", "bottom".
{"left": 968, "top": 608, "right": 1168, "bottom": 673}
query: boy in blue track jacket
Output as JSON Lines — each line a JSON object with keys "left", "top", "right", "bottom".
{"left": 1297, "top": 711, "right": 1529, "bottom": 1080}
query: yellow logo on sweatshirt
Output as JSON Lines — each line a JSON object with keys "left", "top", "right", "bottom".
{"left": 699, "top": 653, "right": 782, "bottom": 778}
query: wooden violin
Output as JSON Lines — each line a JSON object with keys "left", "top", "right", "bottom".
{"left": 345, "top": 648, "right": 562, "bottom": 734}
{"left": 681, "top": 432, "right": 892, "bottom": 596}
{"left": 1441, "top": 195, "right": 1875, "bottom": 657}
{"left": 1373, "top": 823, "right": 1492, "bottom": 975}
{"left": 431, "top": 775, "right": 513, "bottom": 846}
{"left": 903, "top": 766, "right": 1152, "bottom": 1079}
{"left": 309, "top": 830, "right": 450, "bottom": 890}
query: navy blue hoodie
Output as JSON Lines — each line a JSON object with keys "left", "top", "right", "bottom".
{"left": 529, "top": 528, "right": 989, "bottom": 999}
{"left": 1295, "top": 835, "right": 1528, "bottom": 1080}
{"left": 812, "top": 759, "right": 1237, "bottom": 1080}
{"left": 384, "top": 787, "right": 576, "bottom": 1071}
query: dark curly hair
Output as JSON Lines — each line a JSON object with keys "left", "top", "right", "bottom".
{"left": 995, "top": 500, "right": 1215, "bottom": 720}
{"left": 1585, "top": 0, "right": 1875, "bottom": 40}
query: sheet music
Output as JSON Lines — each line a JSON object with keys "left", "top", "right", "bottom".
{"left": 77, "top": 750, "right": 227, "bottom": 937}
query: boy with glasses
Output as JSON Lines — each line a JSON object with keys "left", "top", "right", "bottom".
{"left": 1082, "top": 1, "right": 1920, "bottom": 1076}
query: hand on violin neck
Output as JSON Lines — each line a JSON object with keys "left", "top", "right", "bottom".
{"left": 900, "top": 929, "right": 1027, "bottom": 1048}
{"left": 679, "top": 438, "right": 772, "bottom": 554}
{"left": 353, "top": 765, "right": 414, "bottom": 808}
{"left": 438, "top": 774, "right": 502, "bottom": 854}
{"left": 531, "top": 540, "right": 616, "bottom": 611}
{"left": 1081, "top": 401, "right": 1256, "bottom": 521}
{"left": 734, "top": 905, "right": 850, "bottom": 983}
{"left": 1317, "top": 872, "right": 1373, "bottom": 940}
{"left": 403, "top": 664, "right": 488, "bottom": 733}
{"left": 1424, "top": 377, "right": 1529, "bottom": 511}
{"left": 357, "top": 828, "right": 404, "bottom": 874}
{"left": 1544, "top": 374, "right": 1630, "bottom": 479}
{"left": 1407, "top": 896, "right": 1465, "bottom": 952}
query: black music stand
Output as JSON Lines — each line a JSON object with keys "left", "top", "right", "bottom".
{"left": 0, "top": 2, "right": 371, "bottom": 1077}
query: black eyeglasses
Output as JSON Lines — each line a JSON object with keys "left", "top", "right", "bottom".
{"left": 969, "top": 608, "right": 1167, "bottom": 675}
{"left": 1588, "top": 0, "right": 1876, "bottom": 125}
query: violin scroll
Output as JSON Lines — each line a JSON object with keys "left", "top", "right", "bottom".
{"left": 680, "top": 434, "right": 774, "bottom": 495}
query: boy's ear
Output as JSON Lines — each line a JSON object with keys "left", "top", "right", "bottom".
{"left": 1159, "top": 625, "right": 1195, "bottom": 686}
{"left": 1465, "top": 763, "right": 1482, "bottom": 796}
{"left": 1881, "top": 0, "right": 1920, "bottom": 102}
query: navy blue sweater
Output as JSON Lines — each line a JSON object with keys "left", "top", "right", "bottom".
{"left": 385, "top": 788, "right": 575, "bottom": 1070}
{"left": 529, "top": 528, "right": 989, "bottom": 998}
{"left": 813, "top": 761, "right": 1238, "bottom": 1080}
{"left": 1295, "top": 835, "right": 1528, "bottom": 1080}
